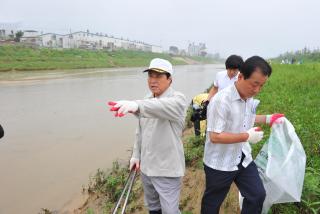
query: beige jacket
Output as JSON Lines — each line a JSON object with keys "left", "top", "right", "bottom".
{"left": 132, "top": 87, "right": 188, "bottom": 177}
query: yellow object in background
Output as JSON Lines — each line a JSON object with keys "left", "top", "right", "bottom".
{"left": 192, "top": 93, "right": 209, "bottom": 105}
{"left": 191, "top": 93, "right": 208, "bottom": 136}
{"left": 200, "top": 120, "right": 206, "bottom": 136}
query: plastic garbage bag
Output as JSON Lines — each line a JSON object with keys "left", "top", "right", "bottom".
{"left": 239, "top": 118, "right": 306, "bottom": 213}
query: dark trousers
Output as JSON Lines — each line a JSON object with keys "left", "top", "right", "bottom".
{"left": 201, "top": 156, "right": 266, "bottom": 214}
{"left": 194, "top": 119, "right": 201, "bottom": 136}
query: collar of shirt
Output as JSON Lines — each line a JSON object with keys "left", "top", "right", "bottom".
{"left": 223, "top": 71, "right": 238, "bottom": 81}
{"left": 230, "top": 83, "right": 252, "bottom": 103}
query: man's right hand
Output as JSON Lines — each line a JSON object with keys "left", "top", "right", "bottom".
{"left": 129, "top": 158, "right": 140, "bottom": 171}
{"left": 246, "top": 127, "right": 264, "bottom": 144}
{"left": 108, "top": 100, "right": 138, "bottom": 117}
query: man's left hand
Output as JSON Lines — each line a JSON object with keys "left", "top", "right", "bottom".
{"left": 266, "top": 113, "right": 285, "bottom": 126}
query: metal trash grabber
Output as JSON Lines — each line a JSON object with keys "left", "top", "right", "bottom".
{"left": 112, "top": 169, "right": 137, "bottom": 214}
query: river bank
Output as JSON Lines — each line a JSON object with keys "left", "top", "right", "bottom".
{"left": 65, "top": 128, "right": 241, "bottom": 214}
{"left": 60, "top": 63, "right": 320, "bottom": 214}
{"left": 0, "top": 45, "right": 219, "bottom": 72}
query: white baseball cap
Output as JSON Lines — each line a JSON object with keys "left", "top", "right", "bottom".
{"left": 143, "top": 58, "right": 173, "bottom": 75}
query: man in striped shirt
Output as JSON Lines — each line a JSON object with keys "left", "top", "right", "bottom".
{"left": 201, "top": 56, "right": 284, "bottom": 214}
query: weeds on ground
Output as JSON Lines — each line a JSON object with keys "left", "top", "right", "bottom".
{"left": 84, "top": 161, "right": 142, "bottom": 213}
{"left": 38, "top": 208, "right": 53, "bottom": 214}
{"left": 184, "top": 135, "right": 205, "bottom": 167}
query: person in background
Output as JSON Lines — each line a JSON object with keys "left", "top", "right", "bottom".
{"left": 190, "top": 93, "right": 209, "bottom": 136}
{"left": 0, "top": 124, "right": 4, "bottom": 139}
{"left": 108, "top": 58, "right": 188, "bottom": 214}
{"left": 201, "top": 56, "right": 284, "bottom": 214}
{"left": 192, "top": 55, "right": 243, "bottom": 137}
{"left": 206, "top": 55, "right": 244, "bottom": 102}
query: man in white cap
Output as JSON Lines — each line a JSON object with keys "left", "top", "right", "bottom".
{"left": 108, "top": 58, "right": 187, "bottom": 214}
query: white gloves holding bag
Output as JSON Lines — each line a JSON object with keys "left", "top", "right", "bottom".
{"left": 246, "top": 127, "right": 264, "bottom": 144}
{"left": 246, "top": 114, "right": 284, "bottom": 144}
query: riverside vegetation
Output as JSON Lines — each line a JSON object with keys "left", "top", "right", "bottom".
{"left": 0, "top": 44, "right": 217, "bottom": 72}
{"left": 66, "top": 63, "right": 320, "bottom": 214}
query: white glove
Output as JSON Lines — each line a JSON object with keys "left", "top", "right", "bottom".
{"left": 246, "top": 127, "right": 264, "bottom": 144}
{"left": 129, "top": 157, "right": 140, "bottom": 171}
{"left": 114, "top": 100, "right": 139, "bottom": 116}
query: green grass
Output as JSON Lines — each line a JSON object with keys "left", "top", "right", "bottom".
{"left": 0, "top": 45, "right": 215, "bottom": 71}
{"left": 253, "top": 63, "right": 320, "bottom": 213}
{"left": 86, "top": 208, "right": 95, "bottom": 214}
{"left": 254, "top": 64, "right": 320, "bottom": 166}
{"left": 184, "top": 135, "right": 205, "bottom": 167}
{"left": 84, "top": 161, "right": 143, "bottom": 213}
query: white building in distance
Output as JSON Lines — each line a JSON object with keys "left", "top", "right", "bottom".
{"left": 188, "top": 42, "right": 207, "bottom": 56}
{"left": 20, "top": 30, "right": 162, "bottom": 53}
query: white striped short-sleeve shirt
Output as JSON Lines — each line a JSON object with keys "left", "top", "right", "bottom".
{"left": 214, "top": 70, "right": 238, "bottom": 91}
{"left": 203, "top": 84, "right": 260, "bottom": 171}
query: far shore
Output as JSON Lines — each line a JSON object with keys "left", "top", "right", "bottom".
{"left": 0, "top": 45, "right": 220, "bottom": 72}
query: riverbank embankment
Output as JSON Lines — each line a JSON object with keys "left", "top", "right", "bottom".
{"left": 0, "top": 44, "right": 219, "bottom": 72}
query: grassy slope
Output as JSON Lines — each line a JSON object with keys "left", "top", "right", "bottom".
{"left": 254, "top": 64, "right": 320, "bottom": 162}
{"left": 253, "top": 63, "right": 320, "bottom": 213}
{"left": 0, "top": 45, "right": 216, "bottom": 71}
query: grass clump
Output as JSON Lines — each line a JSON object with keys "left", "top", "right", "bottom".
{"left": 184, "top": 135, "right": 205, "bottom": 167}
{"left": 84, "top": 161, "right": 143, "bottom": 213}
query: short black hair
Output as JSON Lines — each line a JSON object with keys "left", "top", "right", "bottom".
{"left": 225, "top": 55, "right": 244, "bottom": 70}
{"left": 241, "top": 56, "right": 272, "bottom": 79}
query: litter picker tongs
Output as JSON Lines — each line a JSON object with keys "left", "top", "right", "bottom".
{"left": 112, "top": 169, "right": 137, "bottom": 214}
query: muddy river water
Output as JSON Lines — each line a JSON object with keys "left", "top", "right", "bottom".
{"left": 0, "top": 64, "right": 223, "bottom": 213}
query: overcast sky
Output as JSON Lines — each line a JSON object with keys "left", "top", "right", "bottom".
{"left": 1, "top": 0, "right": 319, "bottom": 58}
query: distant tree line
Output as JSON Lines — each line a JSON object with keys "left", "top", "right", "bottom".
{"left": 6, "top": 30, "right": 24, "bottom": 42}
{"left": 274, "top": 47, "right": 320, "bottom": 63}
